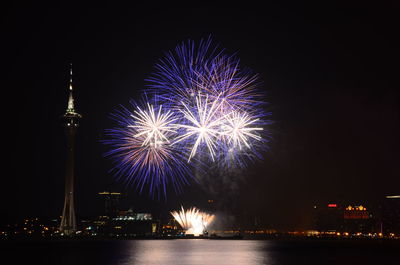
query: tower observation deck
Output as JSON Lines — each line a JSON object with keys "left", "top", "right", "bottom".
{"left": 60, "top": 64, "right": 81, "bottom": 235}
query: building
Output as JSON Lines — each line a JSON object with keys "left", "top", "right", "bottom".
{"left": 313, "top": 203, "right": 376, "bottom": 235}
{"left": 59, "top": 64, "right": 82, "bottom": 236}
{"left": 313, "top": 203, "right": 343, "bottom": 232}
{"left": 343, "top": 205, "right": 374, "bottom": 234}
{"left": 98, "top": 191, "right": 122, "bottom": 217}
{"left": 380, "top": 195, "right": 400, "bottom": 235}
{"left": 110, "top": 209, "right": 158, "bottom": 237}
{"left": 90, "top": 209, "right": 158, "bottom": 237}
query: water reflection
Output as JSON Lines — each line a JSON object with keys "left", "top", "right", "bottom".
{"left": 119, "top": 239, "right": 270, "bottom": 265}
{"left": 2, "top": 238, "right": 399, "bottom": 265}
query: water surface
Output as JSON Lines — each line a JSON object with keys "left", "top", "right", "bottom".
{"left": 2, "top": 239, "right": 399, "bottom": 265}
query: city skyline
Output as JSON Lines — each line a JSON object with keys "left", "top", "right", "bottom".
{"left": 3, "top": 3, "right": 399, "bottom": 230}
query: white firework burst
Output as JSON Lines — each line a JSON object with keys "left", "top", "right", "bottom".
{"left": 220, "top": 111, "right": 263, "bottom": 150}
{"left": 129, "top": 103, "right": 177, "bottom": 148}
{"left": 174, "top": 93, "right": 223, "bottom": 162}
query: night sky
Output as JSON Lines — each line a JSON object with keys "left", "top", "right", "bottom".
{"left": 3, "top": 3, "right": 399, "bottom": 229}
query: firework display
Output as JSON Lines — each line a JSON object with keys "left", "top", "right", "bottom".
{"left": 171, "top": 206, "right": 215, "bottom": 236}
{"left": 220, "top": 110, "right": 263, "bottom": 150}
{"left": 104, "top": 38, "right": 270, "bottom": 196}
{"left": 103, "top": 102, "right": 191, "bottom": 197}
{"left": 173, "top": 93, "right": 224, "bottom": 162}
{"left": 147, "top": 38, "right": 269, "bottom": 164}
{"left": 146, "top": 38, "right": 220, "bottom": 109}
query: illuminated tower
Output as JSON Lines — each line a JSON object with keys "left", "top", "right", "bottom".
{"left": 60, "top": 64, "right": 82, "bottom": 235}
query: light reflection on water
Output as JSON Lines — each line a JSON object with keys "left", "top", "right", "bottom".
{"left": 119, "top": 239, "right": 270, "bottom": 265}
{"left": 3, "top": 238, "right": 399, "bottom": 265}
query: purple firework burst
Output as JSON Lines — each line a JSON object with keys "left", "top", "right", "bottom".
{"left": 103, "top": 102, "right": 193, "bottom": 198}
{"left": 146, "top": 38, "right": 270, "bottom": 167}
{"left": 104, "top": 38, "right": 271, "bottom": 198}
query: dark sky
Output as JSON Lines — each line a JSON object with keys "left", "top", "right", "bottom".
{"left": 3, "top": 2, "right": 399, "bottom": 229}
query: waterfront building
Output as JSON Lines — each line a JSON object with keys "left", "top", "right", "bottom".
{"left": 98, "top": 191, "right": 122, "bottom": 217}
{"left": 343, "top": 205, "right": 375, "bottom": 234}
{"left": 110, "top": 209, "right": 157, "bottom": 237}
{"left": 380, "top": 195, "right": 400, "bottom": 235}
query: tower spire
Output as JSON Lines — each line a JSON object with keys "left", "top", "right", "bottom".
{"left": 69, "top": 62, "right": 73, "bottom": 91}
{"left": 66, "top": 63, "right": 78, "bottom": 115}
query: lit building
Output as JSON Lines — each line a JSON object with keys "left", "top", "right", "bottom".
{"left": 313, "top": 202, "right": 377, "bottom": 235}
{"left": 343, "top": 205, "right": 374, "bottom": 233}
{"left": 380, "top": 195, "right": 400, "bottom": 235}
{"left": 110, "top": 209, "right": 158, "bottom": 237}
{"left": 344, "top": 205, "right": 369, "bottom": 219}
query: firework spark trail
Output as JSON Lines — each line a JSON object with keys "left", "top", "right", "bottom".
{"left": 220, "top": 111, "right": 263, "bottom": 150}
{"left": 171, "top": 206, "right": 215, "bottom": 236}
{"left": 103, "top": 103, "right": 192, "bottom": 197}
{"left": 173, "top": 93, "right": 224, "bottom": 162}
{"left": 172, "top": 94, "right": 265, "bottom": 163}
{"left": 146, "top": 38, "right": 221, "bottom": 109}
{"left": 129, "top": 103, "right": 177, "bottom": 147}
{"left": 194, "top": 56, "right": 263, "bottom": 114}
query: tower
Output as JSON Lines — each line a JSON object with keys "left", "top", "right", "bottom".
{"left": 60, "top": 64, "right": 82, "bottom": 235}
